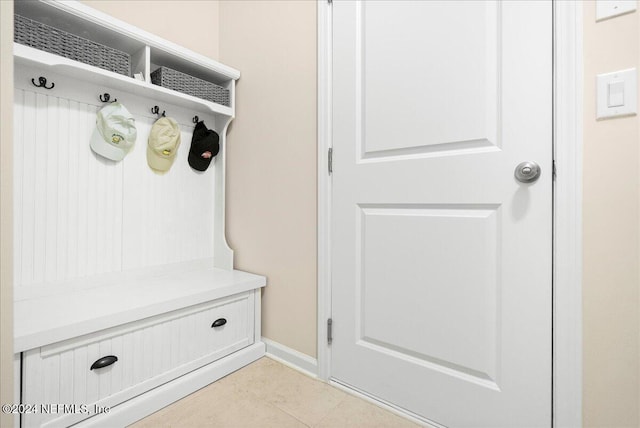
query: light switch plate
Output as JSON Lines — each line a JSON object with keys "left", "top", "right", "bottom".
{"left": 597, "top": 68, "right": 637, "bottom": 119}
{"left": 596, "top": 0, "right": 636, "bottom": 21}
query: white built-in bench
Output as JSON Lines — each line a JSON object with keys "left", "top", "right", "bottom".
{"left": 15, "top": 260, "right": 265, "bottom": 428}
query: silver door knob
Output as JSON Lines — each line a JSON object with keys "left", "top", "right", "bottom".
{"left": 514, "top": 161, "right": 541, "bottom": 183}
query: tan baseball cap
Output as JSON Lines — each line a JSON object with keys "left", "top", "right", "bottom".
{"left": 147, "top": 117, "right": 181, "bottom": 172}
{"left": 90, "top": 102, "right": 137, "bottom": 161}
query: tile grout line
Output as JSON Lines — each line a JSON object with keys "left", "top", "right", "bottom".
{"left": 214, "top": 359, "right": 314, "bottom": 427}
{"left": 266, "top": 403, "right": 314, "bottom": 428}
{"left": 307, "top": 397, "right": 351, "bottom": 428}
{"left": 231, "top": 357, "right": 346, "bottom": 428}
{"left": 270, "top": 393, "right": 349, "bottom": 428}
{"left": 132, "top": 357, "right": 418, "bottom": 427}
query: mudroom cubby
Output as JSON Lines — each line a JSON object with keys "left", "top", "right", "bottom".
{"left": 12, "top": 1, "right": 265, "bottom": 427}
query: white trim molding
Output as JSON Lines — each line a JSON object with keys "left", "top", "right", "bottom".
{"left": 316, "top": 0, "right": 583, "bottom": 424}
{"left": 263, "top": 338, "right": 318, "bottom": 378}
{"left": 317, "top": 0, "right": 332, "bottom": 382}
{"left": 553, "top": 1, "right": 583, "bottom": 426}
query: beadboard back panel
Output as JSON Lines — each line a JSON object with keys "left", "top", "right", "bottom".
{"left": 121, "top": 115, "right": 215, "bottom": 271}
{"left": 13, "top": 68, "right": 218, "bottom": 296}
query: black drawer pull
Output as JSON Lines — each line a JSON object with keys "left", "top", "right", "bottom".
{"left": 211, "top": 318, "right": 227, "bottom": 328}
{"left": 90, "top": 355, "right": 118, "bottom": 370}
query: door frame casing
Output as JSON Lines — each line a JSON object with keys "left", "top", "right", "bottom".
{"left": 316, "top": 1, "right": 583, "bottom": 426}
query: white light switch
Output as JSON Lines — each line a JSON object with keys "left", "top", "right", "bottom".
{"left": 597, "top": 68, "right": 637, "bottom": 119}
{"left": 596, "top": 0, "right": 636, "bottom": 21}
{"left": 608, "top": 81, "right": 625, "bottom": 107}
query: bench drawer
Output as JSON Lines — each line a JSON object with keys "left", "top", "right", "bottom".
{"left": 22, "top": 292, "right": 254, "bottom": 428}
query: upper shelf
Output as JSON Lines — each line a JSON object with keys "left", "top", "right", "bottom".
{"left": 14, "top": 0, "right": 238, "bottom": 118}
{"left": 14, "top": 0, "right": 239, "bottom": 84}
{"left": 15, "top": 43, "right": 234, "bottom": 118}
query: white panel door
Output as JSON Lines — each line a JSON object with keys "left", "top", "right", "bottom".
{"left": 331, "top": 1, "right": 552, "bottom": 427}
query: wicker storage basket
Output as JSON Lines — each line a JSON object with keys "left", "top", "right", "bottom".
{"left": 14, "top": 14, "right": 131, "bottom": 76}
{"left": 151, "top": 66, "right": 230, "bottom": 107}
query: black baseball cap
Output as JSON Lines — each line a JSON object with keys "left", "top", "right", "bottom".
{"left": 188, "top": 121, "right": 220, "bottom": 171}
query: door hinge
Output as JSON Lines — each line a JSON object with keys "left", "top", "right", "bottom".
{"left": 552, "top": 160, "right": 557, "bottom": 180}
{"left": 327, "top": 318, "right": 333, "bottom": 345}
{"left": 328, "top": 148, "right": 333, "bottom": 175}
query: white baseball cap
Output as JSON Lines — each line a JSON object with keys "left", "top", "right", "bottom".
{"left": 90, "top": 102, "right": 137, "bottom": 161}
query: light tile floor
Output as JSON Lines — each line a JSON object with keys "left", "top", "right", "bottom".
{"left": 131, "top": 357, "right": 419, "bottom": 428}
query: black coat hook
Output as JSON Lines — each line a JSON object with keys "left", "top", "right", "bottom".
{"left": 99, "top": 93, "right": 116, "bottom": 103}
{"left": 151, "top": 106, "right": 166, "bottom": 117}
{"left": 193, "top": 115, "right": 199, "bottom": 124}
{"left": 31, "top": 76, "right": 54, "bottom": 90}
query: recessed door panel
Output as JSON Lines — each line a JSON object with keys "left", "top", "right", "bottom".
{"left": 358, "top": 204, "right": 500, "bottom": 387}
{"left": 360, "top": 1, "right": 498, "bottom": 160}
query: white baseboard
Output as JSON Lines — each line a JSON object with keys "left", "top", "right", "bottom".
{"left": 76, "top": 342, "right": 265, "bottom": 428}
{"left": 262, "top": 337, "right": 318, "bottom": 378}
